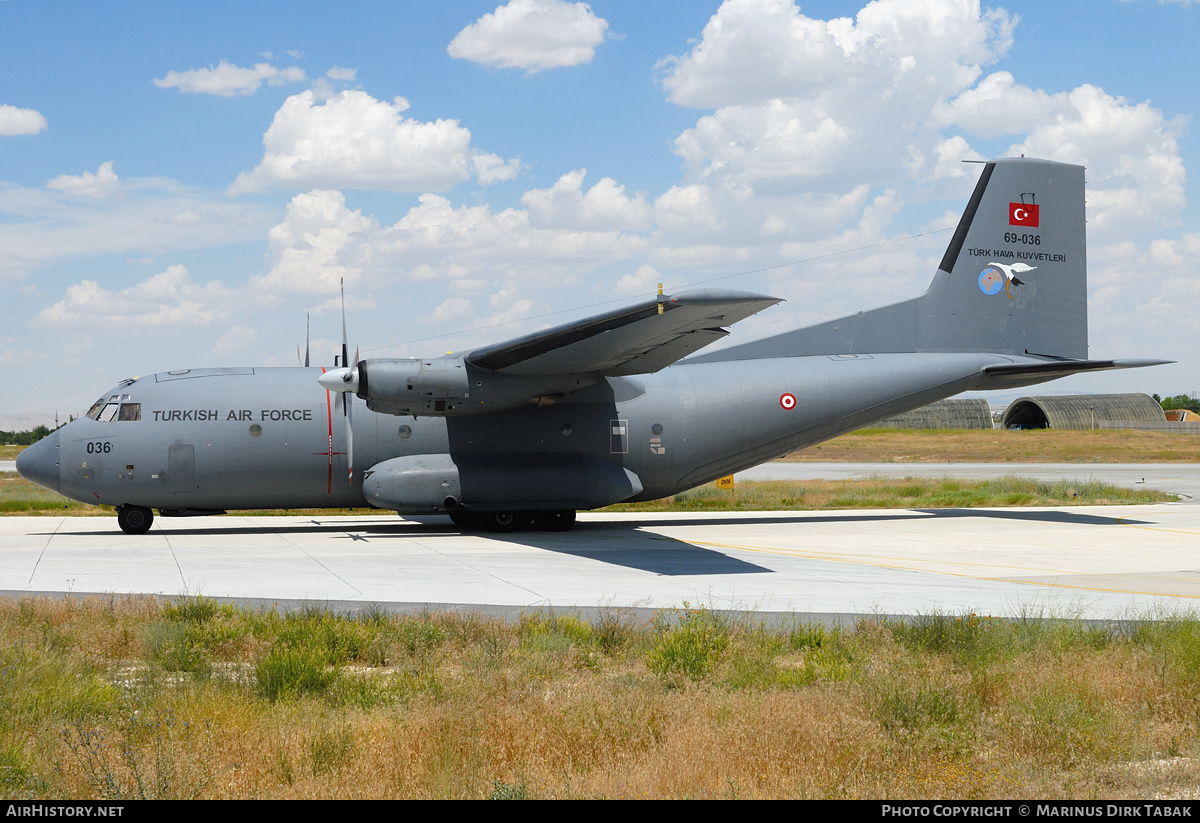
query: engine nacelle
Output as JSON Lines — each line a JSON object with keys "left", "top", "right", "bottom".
{"left": 356, "top": 357, "right": 471, "bottom": 416}
{"left": 362, "top": 453, "right": 643, "bottom": 513}
{"left": 353, "top": 355, "right": 601, "bottom": 418}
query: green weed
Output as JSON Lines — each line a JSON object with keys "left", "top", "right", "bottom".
{"left": 488, "top": 778, "right": 529, "bottom": 799}
{"left": 254, "top": 646, "right": 339, "bottom": 702}
{"left": 647, "top": 606, "right": 730, "bottom": 682}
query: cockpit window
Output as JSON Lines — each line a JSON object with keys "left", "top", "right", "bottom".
{"left": 87, "top": 392, "right": 141, "bottom": 422}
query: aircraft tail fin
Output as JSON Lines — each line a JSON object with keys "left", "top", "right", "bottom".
{"left": 917, "top": 157, "right": 1086, "bottom": 358}
{"left": 690, "top": 157, "right": 1089, "bottom": 362}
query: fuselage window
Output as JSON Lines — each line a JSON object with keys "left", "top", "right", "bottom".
{"left": 117, "top": 403, "right": 141, "bottom": 422}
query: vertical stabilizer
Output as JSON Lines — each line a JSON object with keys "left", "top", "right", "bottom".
{"left": 688, "top": 157, "right": 1089, "bottom": 362}
{"left": 918, "top": 158, "right": 1087, "bottom": 358}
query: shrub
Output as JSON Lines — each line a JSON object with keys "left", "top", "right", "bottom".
{"left": 647, "top": 606, "right": 730, "bottom": 681}
{"left": 254, "top": 646, "right": 339, "bottom": 702}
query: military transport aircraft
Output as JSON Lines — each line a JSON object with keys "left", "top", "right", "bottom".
{"left": 17, "top": 157, "right": 1166, "bottom": 534}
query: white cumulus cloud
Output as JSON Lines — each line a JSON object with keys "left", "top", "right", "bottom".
{"left": 936, "top": 74, "right": 1187, "bottom": 233}
{"left": 471, "top": 152, "right": 521, "bottom": 185}
{"left": 660, "top": 0, "right": 1016, "bottom": 193}
{"left": 638, "top": 0, "right": 1192, "bottom": 325}
{"left": 614, "top": 263, "right": 662, "bottom": 296}
{"left": 35, "top": 265, "right": 235, "bottom": 328}
{"left": 931, "top": 71, "right": 1057, "bottom": 139}
{"left": 521, "top": 169, "right": 652, "bottom": 231}
{"left": 448, "top": 0, "right": 609, "bottom": 74}
{"left": 1004, "top": 85, "right": 1187, "bottom": 233}
{"left": 153, "top": 60, "right": 307, "bottom": 96}
{"left": 256, "top": 189, "right": 377, "bottom": 295}
{"left": 0, "top": 104, "right": 48, "bottom": 136}
{"left": 254, "top": 186, "right": 649, "bottom": 303}
{"left": 229, "top": 90, "right": 516, "bottom": 193}
{"left": 46, "top": 161, "right": 120, "bottom": 198}
{"left": 659, "top": 0, "right": 1012, "bottom": 109}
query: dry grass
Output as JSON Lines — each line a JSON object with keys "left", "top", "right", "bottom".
{"left": 609, "top": 476, "right": 1174, "bottom": 512}
{"left": 4, "top": 596, "right": 1200, "bottom": 799}
{"left": 788, "top": 427, "right": 1200, "bottom": 463}
{"left": 0, "top": 472, "right": 104, "bottom": 514}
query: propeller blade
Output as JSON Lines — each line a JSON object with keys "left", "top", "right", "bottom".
{"left": 343, "top": 391, "right": 354, "bottom": 485}
{"left": 305, "top": 312, "right": 311, "bottom": 368}
{"left": 340, "top": 278, "right": 349, "bottom": 380}
{"left": 339, "top": 278, "right": 354, "bottom": 484}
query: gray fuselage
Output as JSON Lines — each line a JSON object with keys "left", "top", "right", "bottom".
{"left": 31, "top": 351, "right": 1009, "bottom": 513}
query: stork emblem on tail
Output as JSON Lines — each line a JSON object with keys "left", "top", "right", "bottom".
{"left": 979, "top": 262, "right": 1036, "bottom": 298}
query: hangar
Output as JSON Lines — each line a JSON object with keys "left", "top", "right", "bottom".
{"left": 1000, "top": 393, "right": 1165, "bottom": 430}
{"left": 875, "top": 398, "right": 994, "bottom": 429}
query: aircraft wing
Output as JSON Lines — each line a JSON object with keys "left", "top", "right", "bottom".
{"left": 466, "top": 289, "right": 782, "bottom": 376}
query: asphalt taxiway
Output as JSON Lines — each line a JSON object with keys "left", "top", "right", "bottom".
{"left": 4, "top": 461, "right": 1199, "bottom": 619}
{"left": 2, "top": 479, "right": 1199, "bottom": 619}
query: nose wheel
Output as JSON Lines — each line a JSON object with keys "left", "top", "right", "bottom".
{"left": 116, "top": 505, "right": 154, "bottom": 535}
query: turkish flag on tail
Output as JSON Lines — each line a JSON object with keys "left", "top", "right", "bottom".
{"left": 1009, "top": 202, "right": 1039, "bottom": 227}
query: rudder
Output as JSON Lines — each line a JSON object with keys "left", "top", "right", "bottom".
{"left": 917, "top": 158, "right": 1087, "bottom": 358}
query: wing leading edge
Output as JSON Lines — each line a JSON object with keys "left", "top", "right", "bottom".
{"left": 466, "top": 289, "right": 781, "bottom": 377}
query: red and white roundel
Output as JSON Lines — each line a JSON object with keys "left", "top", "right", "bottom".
{"left": 780, "top": 392, "right": 796, "bottom": 410}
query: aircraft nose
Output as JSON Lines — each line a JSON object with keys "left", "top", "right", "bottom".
{"left": 15, "top": 429, "right": 61, "bottom": 493}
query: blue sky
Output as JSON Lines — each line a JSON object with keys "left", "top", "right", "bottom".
{"left": 2, "top": 0, "right": 1198, "bottom": 417}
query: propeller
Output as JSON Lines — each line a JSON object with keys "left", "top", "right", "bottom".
{"left": 316, "top": 280, "right": 359, "bottom": 485}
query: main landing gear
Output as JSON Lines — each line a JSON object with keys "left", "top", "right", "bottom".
{"left": 448, "top": 509, "right": 576, "bottom": 533}
{"left": 116, "top": 505, "right": 155, "bottom": 535}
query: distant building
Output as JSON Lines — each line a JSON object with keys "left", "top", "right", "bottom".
{"left": 1001, "top": 393, "right": 1165, "bottom": 430}
{"left": 873, "top": 398, "right": 994, "bottom": 429}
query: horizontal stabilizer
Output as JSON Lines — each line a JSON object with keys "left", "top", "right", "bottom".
{"left": 467, "top": 289, "right": 780, "bottom": 376}
{"left": 977, "top": 358, "right": 1174, "bottom": 390}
